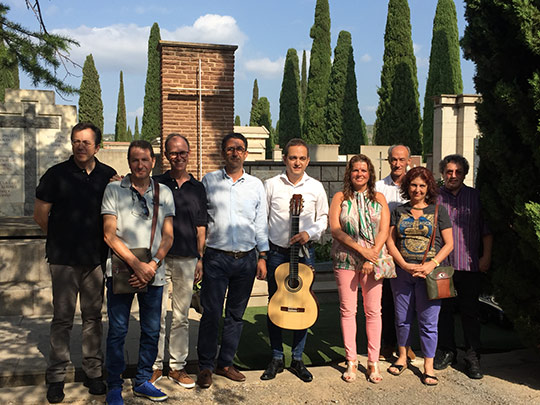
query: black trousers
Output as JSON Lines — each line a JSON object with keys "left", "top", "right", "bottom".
{"left": 437, "top": 270, "right": 482, "bottom": 360}
{"left": 381, "top": 278, "right": 396, "bottom": 347}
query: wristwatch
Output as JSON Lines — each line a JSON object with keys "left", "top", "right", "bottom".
{"left": 259, "top": 252, "right": 268, "bottom": 261}
{"left": 151, "top": 257, "right": 162, "bottom": 267}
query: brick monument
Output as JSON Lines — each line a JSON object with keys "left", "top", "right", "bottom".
{"left": 159, "top": 41, "right": 238, "bottom": 179}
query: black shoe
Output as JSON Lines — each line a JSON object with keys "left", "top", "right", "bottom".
{"left": 464, "top": 357, "right": 484, "bottom": 379}
{"left": 47, "top": 382, "right": 65, "bottom": 404}
{"left": 261, "top": 358, "right": 285, "bottom": 380}
{"left": 434, "top": 350, "right": 456, "bottom": 370}
{"left": 289, "top": 360, "right": 313, "bottom": 382}
{"left": 84, "top": 376, "right": 106, "bottom": 395}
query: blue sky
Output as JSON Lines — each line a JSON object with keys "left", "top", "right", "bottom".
{"left": 7, "top": 0, "right": 475, "bottom": 134}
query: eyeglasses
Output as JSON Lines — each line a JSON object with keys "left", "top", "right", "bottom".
{"left": 224, "top": 146, "right": 246, "bottom": 154}
{"left": 168, "top": 151, "right": 189, "bottom": 159}
{"left": 130, "top": 186, "right": 149, "bottom": 218}
{"left": 71, "top": 140, "right": 94, "bottom": 147}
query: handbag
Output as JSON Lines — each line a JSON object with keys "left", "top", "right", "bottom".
{"left": 421, "top": 204, "right": 457, "bottom": 300}
{"left": 356, "top": 192, "right": 396, "bottom": 280}
{"left": 111, "top": 181, "right": 160, "bottom": 294}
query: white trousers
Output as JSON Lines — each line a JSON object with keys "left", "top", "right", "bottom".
{"left": 153, "top": 255, "right": 198, "bottom": 371}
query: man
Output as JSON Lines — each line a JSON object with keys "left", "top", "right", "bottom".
{"left": 434, "top": 154, "right": 492, "bottom": 379}
{"left": 196, "top": 133, "right": 269, "bottom": 388}
{"left": 101, "top": 140, "right": 175, "bottom": 405}
{"left": 150, "top": 134, "right": 207, "bottom": 389}
{"left": 261, "top": 138, "right": 328, "bottom": 382}
{"left": 375, "top": 144, "right": 415, "bottom": 361}
{"left": 34, "top": 122, "right": 116, "bottom": 404}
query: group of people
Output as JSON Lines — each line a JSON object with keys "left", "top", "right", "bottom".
{"left": 329, "top": 145, "right": 492, "bottom": 386}
{"left": 34, "top": 123, "right": 491, "bottom": 405}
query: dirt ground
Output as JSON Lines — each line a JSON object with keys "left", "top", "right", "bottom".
{"left": 3, "top": 349, "right": 539, "bottom": 404}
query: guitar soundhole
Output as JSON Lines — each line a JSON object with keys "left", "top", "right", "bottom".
{"left": 285, "top": 276, "right": 302, "bottom": 292}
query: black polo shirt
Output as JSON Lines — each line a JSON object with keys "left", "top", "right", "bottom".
{"left": 153, "top": 171, "right": 207, "bottom": 258}
{"left": 36, "top": 156, "right": 117, "bottom": 266}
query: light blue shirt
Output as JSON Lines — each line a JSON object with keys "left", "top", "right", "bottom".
{"left": 203, "top": 168, "right": 269, "bottom": 253}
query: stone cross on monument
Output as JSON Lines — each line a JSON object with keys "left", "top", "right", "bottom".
{"left": 0, "top": 90, "right": 76, "bottom": 216}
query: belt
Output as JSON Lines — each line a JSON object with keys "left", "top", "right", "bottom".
{"left": 270, "top": 241, "right": 313, "bottom": 255}
{"left": 207, "top": 247, "right": 254, "bottom": 259}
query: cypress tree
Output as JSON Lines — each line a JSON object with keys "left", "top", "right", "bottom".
{"left": 234, "top": 115, "right": 241, "bottom": 126}
{"left": 127, "top": 126, "right": 133, "bottom": 141}
{"left": 252, "top": 97, "right": 274, "bottom": 158}
{"left": 462, "top": 0, "right": 540, "bottom": 348}
{"left": 78, "top": 54, "right": 104, "bottom": 133}
{"left": 300, "top": 50, "right": 308, "bottom": 122}
{"left": 326, "top": 31, "right": 366, "bottom": 153}
{"left": 0, "top": 40, "right": 19, "bottom": 102}
{"left": 278, "top": 48, "right": 302, "bottom": 147}
{"left": 304, "top": 0, "right": 332, "bottom": 144}
{"left": 249, "top": 79, "right": 259, "bottom": 125}
{"left": 374, "top": 0, "right": 422, "bottom": 155}
{"left": 423, "top": 0, "right": 463, "bottom": 157}
{"left": 115, "top": 71, "right": 128, "bottom": 142}
{"left": 134, "top": 117, "right": 140, "bottom": 140}
{"left": 141, "top": 23, "right": 161, "bottom": 142}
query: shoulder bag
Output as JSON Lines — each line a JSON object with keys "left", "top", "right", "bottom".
{"left": 421, "top": 204, "right": 456, "bottom": 300}
{"left": 111, "top": 181, "right": 160, "bottom": 294}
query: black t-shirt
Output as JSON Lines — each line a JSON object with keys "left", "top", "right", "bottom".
{"left": 153, "top": 171, "right": 208, "bottom": 258}
{"left": 36, "top": 156, "right": 116, "bottom": 265}
{"left": 391, "top": 203, "right": 452, "bottom": 264}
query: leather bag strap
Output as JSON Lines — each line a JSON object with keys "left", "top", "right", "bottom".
{"left": 421, "top": 203, "right": 439, "bottom": 265}
{"left": 149, "top": 180, "right": 160, "bottom": 250}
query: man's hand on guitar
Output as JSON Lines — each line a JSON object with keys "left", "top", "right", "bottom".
{"left": 256, "top": 258, "right": 267, "bottom": 280}
{"left": 290, "top": 231, "right": 310, "bottom": 246}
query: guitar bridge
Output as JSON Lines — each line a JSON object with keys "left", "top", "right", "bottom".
{"left": 280, "top": 306, "right": 305, "bottom": 313}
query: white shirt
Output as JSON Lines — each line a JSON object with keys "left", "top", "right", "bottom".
{"left": 265, "top": 171, "right": 329, "bottom": 248}
{"left": 375, "top": 174, "right": 408, "bottom": 212}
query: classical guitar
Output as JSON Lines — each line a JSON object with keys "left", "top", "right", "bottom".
{"left": 268, "top": 194, "right": 319, "bottom": 330}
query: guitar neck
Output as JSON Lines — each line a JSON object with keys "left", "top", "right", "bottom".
{"left": 290, "top": 215, "right": 300, "bottom": 279}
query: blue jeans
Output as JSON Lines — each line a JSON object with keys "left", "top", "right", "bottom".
{"left": 197, "top": 248, "right": 257, "bottom": 371}
{"left": 266, "top": 246, "right": 315, "bottom": 361}
{"left": 105, "top": 278, "right": 163, "bottom": 389}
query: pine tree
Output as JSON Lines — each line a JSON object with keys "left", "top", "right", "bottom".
{"left": 423, "top": 0, "right": 463, "bottom": 156}
{"left": 300, "top": 50, "right": 308, "bottom": 122}
{"left": 304, "top": 0, "right": 332, "bottom": 144}
{"left": 115, "top": 71, "right": 128, "bottom": 142}
{"left": 141, "top": 23, "right": 161, "bottom": 142}
{"left": 249, "top": 79, "right": 259, "bottom": 125}
{"left": 279, "top": 48, "right": 302, "bottom": 147}
{"left": 326, "top": 31, "right": 366, "bottom": 153}
{"left": 234, "top": 115, "right": 241, "bottom": 126}
{"left": 134, "top": 117, "right": 140, "bottom": 140}
{"left": 0, "top": 40, "right": 19, "bottom": 102}
{"left": 78, "top": 54, "right": 104, "bottom": 133}
{"left": 462, "top": 0, "right": 540, "bottom": 348}
{"left": 374, "top": 0, "right": 422, "bottom": 155}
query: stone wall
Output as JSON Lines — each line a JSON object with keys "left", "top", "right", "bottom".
{"left": 160, "top": 41, "right": 237, "bottom": 180}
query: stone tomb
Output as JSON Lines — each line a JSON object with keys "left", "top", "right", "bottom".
{"left": 0, "top": 89, "right": 76, "bottom": 216}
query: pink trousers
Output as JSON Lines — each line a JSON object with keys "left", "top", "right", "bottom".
{"left": 334, "top": 269, "right": 383, "bottom": 363}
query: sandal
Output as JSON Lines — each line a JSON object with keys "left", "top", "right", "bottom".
{"left": 366, "top": 361, "right": 382, "bottom": 384}
{"left": 387, "top": 362, "right": 407, "bottom": 376}
{"left": 422, "top": 373, "right": 439, "bottom": 386}
{"left": 342, "top": 360, "right": 357, "bottom": 383}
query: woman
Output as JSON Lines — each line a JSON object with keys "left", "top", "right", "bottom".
{"left": 386, "top": 166, "right": 453, "bottom": 386}
{"left": 329, "top": 155, "right": 390, "bottom": 383}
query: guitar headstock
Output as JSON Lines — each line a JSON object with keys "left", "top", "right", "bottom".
{"left": 290, "top": 194, "right": 304, "bottom": 216}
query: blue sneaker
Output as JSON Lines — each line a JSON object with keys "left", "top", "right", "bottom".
{"left": 106, "top": 388, "right": 123, "bottom": 405}
{"left": 133, "top": 381, "right": 168, "bottom": 402}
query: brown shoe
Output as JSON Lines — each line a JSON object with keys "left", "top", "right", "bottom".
{"left": 215, "top": 365, "right": 246, "bottom": 382}
{"left": 149, "top": 369, "right": 162, "bottom": 384}
{"left": 197, "top": 369, "right": 212, "bottom": 388}
{"left": 169, "top": 369, "right": 195, "bottom": 389}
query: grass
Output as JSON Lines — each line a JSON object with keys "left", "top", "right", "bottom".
{"left": 233, "top": 302, "right": 524, "bottom": 370}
